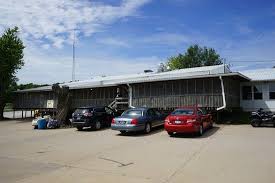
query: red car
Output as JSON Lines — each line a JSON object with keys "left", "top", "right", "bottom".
{"left": 164, "top": 107, "right": 213, "bottom": 136}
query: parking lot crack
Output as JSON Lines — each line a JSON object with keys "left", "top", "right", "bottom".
{"left": 98, "top": 157, "right": 134, "bottom": 167}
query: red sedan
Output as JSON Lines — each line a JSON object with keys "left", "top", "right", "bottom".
{"left": 164, "top": 107, "right": 213, "bottom": 136}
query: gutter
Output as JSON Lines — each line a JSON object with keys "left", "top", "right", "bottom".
{"left": 127, "top": 84, "right": 135, "bottom": 108}
{"left": 217, "top": 76, "right": 226, "bottom": 111}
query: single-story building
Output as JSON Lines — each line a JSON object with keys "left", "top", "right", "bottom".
{"left": 240, "top": 68, "right": 275, "bottom": 112}
{"left": 12, "top": 65, "right": 275, "bottom": 113}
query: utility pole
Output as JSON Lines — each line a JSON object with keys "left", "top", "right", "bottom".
{"left": 72, "top": 29, "right": 76, "bottom": 82}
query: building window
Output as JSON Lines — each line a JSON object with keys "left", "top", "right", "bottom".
{"left": 242, "top": 86, "right": 252, "bottom": 100}
{"left": 270, "top": 83, "right": 275, "bottom": 100}
{"left": 253, "top": 85, "right": 263, "bottom": 100}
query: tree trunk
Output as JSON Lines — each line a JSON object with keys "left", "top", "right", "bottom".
{"left": 0, "top": 100, "right": 5, "bottom": 120}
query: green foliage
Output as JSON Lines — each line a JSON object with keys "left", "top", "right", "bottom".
{"left": 0, "top": 27, "right": 25, "bottom": 119}
{"left": 5, "top": 83, "right": 49, "bottom": 103}
{"left": 167, "top": 44, "right": 224, "bottom": 70}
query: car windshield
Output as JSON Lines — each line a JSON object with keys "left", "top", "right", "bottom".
{"left": 122, "top": 110, "right": 142, "bottom": 117}
{"left": 74, "top": 109, "right": 90, "bottom": 114}
{"left": 171, "top": 109, "right": 194, "bottom": 115}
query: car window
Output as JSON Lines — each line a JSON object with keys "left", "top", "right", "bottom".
{"left": 94, "top": 108, "right": 105, "bottom": 113}
{"left": 197, "top": 109, "right": 203, "bottom": 116}
{"left": 153, "top": 109, "right": 161, "bottom": 116}
{"left": 74, "top": 109, "right": 89, "bottom": 114}
{"left": 147, "top": 109, "right": 156, "bottom": 116}
{"left": 122, "top": 110, "right": 142, "bottom": 117}
{"left": 171, "top": 109, "right": 194, "bottom": 115}
{"left": 105, "top": 107, "right": 113, "bottom": 115}
{"left": 199, "top": 108, "right": 207, "bottom": 115}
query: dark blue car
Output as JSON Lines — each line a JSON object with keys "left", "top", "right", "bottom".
{"left": 111, "top": 107, "right": 165, "bottom": 134}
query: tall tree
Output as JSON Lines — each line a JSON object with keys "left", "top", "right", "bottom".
{"left": 0, "top": 27, "right": 24, "bottom": 119}
{"left": 167, "top": 45, "right": 223, "bottom": 70}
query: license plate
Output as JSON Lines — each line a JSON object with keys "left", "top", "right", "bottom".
{"left": 77, "top": 117, "right": 81, "bottom": 120}
{"left": 175, "top": 120, "right": 182, "bottom": 124}
{"left": 119, "top": 121, "right": 126, "bottom": 124}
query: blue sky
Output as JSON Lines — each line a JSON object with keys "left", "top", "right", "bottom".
{"left": 1, "top": 0, "right": 275, "bottom": 84}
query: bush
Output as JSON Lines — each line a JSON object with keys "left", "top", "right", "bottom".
{"left": 4, "top": 103, "right": 13, "bottom": 112}
{"left": 216, "top": 108, "right": 250, "bottom": 124}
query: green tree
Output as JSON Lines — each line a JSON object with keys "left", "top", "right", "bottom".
{"left": 167, "top": 45, "right": 223, "bottom": 70}
{"left": 0, "top": 27, "right": 25, "bottom": 119}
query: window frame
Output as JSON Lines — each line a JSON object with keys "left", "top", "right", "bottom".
{"left": 253, "top": 84, "right": 263, "bottom": 100}
{"left": 242, "top": 85, "right": 252, "bottom": 100}
{"left": 269, "top": 83, "right": 275, "bottom": 100}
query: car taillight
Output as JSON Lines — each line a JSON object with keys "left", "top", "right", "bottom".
{"left": 187, "top": 119, "right": 196, "bottom": 123}
{"left": 165, "top": 118, "right": 170, "bottom": 123}
{"left": 131, "top": 118, "right": 138, "bottom": 125}
{"left": 112, "top": 118, "right": 115, "bottom": 124}
{"left": 84, "top": 112, "right": 93, "bottom": 117}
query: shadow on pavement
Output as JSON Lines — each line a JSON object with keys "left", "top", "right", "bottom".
{"left": 75, "top": 126, "right": 111, "bottom": 132}
{"left": 116, "top": 125, "right": 164, "bottom": 137}
{"left": 170, "top": 126, "right": 220, "bottom": 139}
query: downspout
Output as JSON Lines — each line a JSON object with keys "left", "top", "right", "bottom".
{"left": 127, "top": 84, "right": 135, "bottom": 108}
{"left": 217, "top": 76, "right": 226, "bottom": 111}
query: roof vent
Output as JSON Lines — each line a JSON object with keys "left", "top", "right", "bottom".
{"left": 144, "top": 69, "right": 153, "bottom": 73}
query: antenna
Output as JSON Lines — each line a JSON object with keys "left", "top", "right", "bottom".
{"left": 72, "top": 29, "right": 76, "bottom": 82}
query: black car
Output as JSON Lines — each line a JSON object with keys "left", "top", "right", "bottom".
{"left": 72, "top": 106, "right": 119, "bottom": 131}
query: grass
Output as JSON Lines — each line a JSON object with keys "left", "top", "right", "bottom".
{"left": 4, "top": 103, "right": 13, "bottom": 112}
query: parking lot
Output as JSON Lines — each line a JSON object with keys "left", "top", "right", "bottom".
{"left": 0, "top": 120, "right": 275, "bottom": 183}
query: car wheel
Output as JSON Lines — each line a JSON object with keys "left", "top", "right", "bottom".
{"left": 251, "top": 119, "right": 260, "bottom": 127}
{"left": 144, "top": 123, "right": 151, "bottom": 134}
{"left": 167, "top": 132, "right": 174, "bottom": 136}
{"left": 198, "top": 125, "right": 203, "bottom": 136}
{"left": 94, "top": 121, "right": 101, "bottom": 130}
{"left": 33, "top": 125, "right": 38, "bottom": 129}
{"left": 120, "top": 130, "right": 127, "bottom": 134}
{"left": 77, "top": 127, "right": 83, "bottom": 131}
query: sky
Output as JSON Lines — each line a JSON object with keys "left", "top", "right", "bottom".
{"left": 0, "top": 0, "right": 275, "bottom": 84}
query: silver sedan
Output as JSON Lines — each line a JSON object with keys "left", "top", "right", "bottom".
{"left": 111, "top": 107, "right": 165, "bottom": 134}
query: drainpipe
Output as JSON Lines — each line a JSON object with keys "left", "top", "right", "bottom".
{"left": 127, "top": 84, "right": 135, "bottom": 108}
{"left": 217, "top": 76, "right": 226, "bottom": 111}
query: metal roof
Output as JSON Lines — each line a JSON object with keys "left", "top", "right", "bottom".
{"left": 15, "top": 64, "right": 248, "bottom": 93}
{"left": 240, "top": 68, "right": 275, "bottom": 81}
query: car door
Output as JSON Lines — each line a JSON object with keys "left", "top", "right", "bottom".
{"left": 146, "top": 109, "right": 158, "bottom": 127}
{"left": 199, "top": 108, "right": 209, "bottom": 128}
{"left": 153, "top": 109, "right": 164, "bottom": 126}
{"left": 104, "top": 106, "right": 114, "bottom": 124}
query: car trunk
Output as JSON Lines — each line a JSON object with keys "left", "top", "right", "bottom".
{"left": 168, "top": 115, "right": 197, "bottom": 125}
{"left": 114, "top": 116, "right": 137, "bottom": 125}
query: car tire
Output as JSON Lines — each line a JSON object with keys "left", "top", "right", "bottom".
{"left": 251, "top": 119, "right": 260, "bottom": 127}
{"left": 77, "top": 127, "right": 83, "bottom": 131}
{"left": 167, "top": 132, "right": 174, "bottom": 136}
{"left": 198, "top": 124, "right": 203, "bottom": 136}
{"left": 94, "top": 121, "right": 101, "bottom": 130}
{"left": 120, "top": 130, "right": 127, "bottom": 134}
{"left": 33, "top": 125, "right": 38, "bottom": 129}
{"left": 144, "top": 123, "right": 151, "bottom": 134}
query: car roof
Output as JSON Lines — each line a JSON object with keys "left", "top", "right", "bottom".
{"left": 126, "top": 107, "right": 150, "bottom": 111}
{"left": 76, "top": 106, "right": 106, "bottom": 109}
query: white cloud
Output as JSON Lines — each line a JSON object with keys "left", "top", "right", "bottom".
{"left": 16, "top": 50, "right": 160, "bottom": 84}
{"left": 96, "top": 37, "right": 130, "bottom": 47}
{"left": 0, "top": 0, "right": 150, "bottom": 48}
